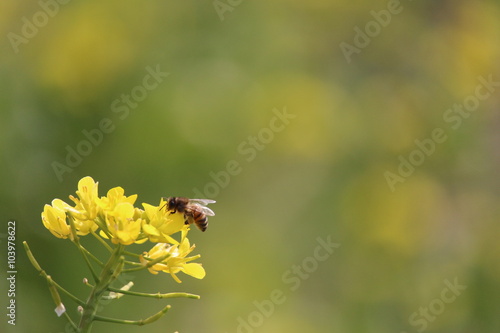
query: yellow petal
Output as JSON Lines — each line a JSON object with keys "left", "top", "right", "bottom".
{"left": 134, "top": 237, "right": 148, "bottom": 244}
{"left": 182, "top": 263, "right": 206, "bottom": 279}
{"left": 78, "top": 176, "right": 98, "bottom": 193}
{"left": 143, "top": 223, "right": 160, "bottom": 237}
{"left": 105, "top": 187, "right": 125, "bottom": 200}
{"left": 170, "top": 271, "right": 182, "bottom": 283}
{"left": 115, "top": 202, "right": 135, "bottom": 217}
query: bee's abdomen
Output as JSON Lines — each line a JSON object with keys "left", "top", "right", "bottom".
{"left": 191, "top": 210, "right": 208, "bottom": 232}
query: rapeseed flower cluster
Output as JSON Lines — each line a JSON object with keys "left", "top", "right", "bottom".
{"left": 41, "top": 176, "right": 206, "bottom": 282}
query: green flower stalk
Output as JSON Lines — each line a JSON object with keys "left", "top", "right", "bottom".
{"left": 25, "top": 176, "right": 214, "bottom": 332}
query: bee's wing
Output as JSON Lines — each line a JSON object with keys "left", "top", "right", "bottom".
{"left": 201, "top": 206, "right": 215, "bottom": 216}
{"left": 189, "top": 199, "right": 216, "bottom": 205}
{"left": 192, "top": 203, "right": 216, "bottom": 216}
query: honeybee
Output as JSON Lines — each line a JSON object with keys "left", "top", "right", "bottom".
{"left": 163, "top": 197, "right": 216, "bottom": 232}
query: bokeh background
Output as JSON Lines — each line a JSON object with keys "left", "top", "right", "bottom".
{"left": 1, "top": 1, "right": 499, "bottom": 332}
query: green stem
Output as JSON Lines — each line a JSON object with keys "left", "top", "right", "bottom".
{"left": 92, "top": 218, "right": 113, "bottom": 246}
{"left": 77, "top": 244, "right": 104, "bottom": 267}
{"left": 78, "top": 244, "right": 124, "bottom": 332}
{"left": 124, "top": 260, "right": 143, "bottom": 267}
{"left": 74, "top": 242, "right": 99, "bottom": 282}
{"left": 23, "top": 241, "right": 84, "bottom": 306}
{"left": 106, "top": 287, "right": 200, "bottom": 300}
{"left": 91, "top": 229, "right": 113, "bottom": 253}
{"left": 123, "top": 250, "right": 141, "bottom": 257}
{"left": 62, "top": 311, "right": 78, "bottom": 331}
{"left": 93, "top": 304, "right": 171, "bottom": 326}
{"left": 67, "top": 215, "right": 99, "bottom": 282}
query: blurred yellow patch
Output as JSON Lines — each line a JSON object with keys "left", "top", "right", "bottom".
{"left": 245, "top": 74, "right": 356, "bottom": 161}
{"left": 342, "top": 166, "right": 447, "bottom": 256}
{"left": 35, "top": 4, "right": 136, "bottom": 106}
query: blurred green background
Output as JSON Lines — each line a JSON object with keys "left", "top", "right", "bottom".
{"left": 1, "top": 1, "right": 499, "bottom": 332}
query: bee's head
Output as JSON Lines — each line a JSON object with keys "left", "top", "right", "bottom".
{"left": 167, "top": 197, "right": 176, "bottom": 209}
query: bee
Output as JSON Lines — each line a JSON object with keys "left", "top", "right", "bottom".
{"left": 163, "top": 197, "right": 216, "bottom": 232}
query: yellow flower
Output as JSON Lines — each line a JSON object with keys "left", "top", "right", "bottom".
{"left": 96, "top": 186, "right": 138, "bottom": 212}
{"left": 68, "top": 176, "right": 100, "bottom": 235}
{"left": 95, "top": 185, "right": 138, "bottom": 240}
{"left": 41, "top": 199, "right": 72, "bottom": 239}
{"left": 140, "top": 238, "right": 206, "bottom": 283}
{"left": 104, "top": 202, "right": 143, "bottom": 245}
{"left": 141, "top": 200, "right": 187, "bottom": 244}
